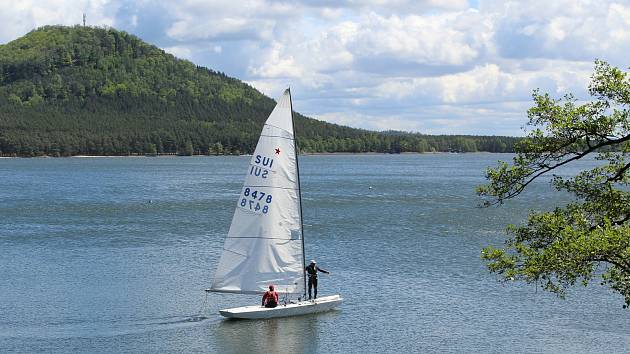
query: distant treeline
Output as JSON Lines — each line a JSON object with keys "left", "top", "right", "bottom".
{"left": 0, "top": 25, "right": 518, "bottom": 157}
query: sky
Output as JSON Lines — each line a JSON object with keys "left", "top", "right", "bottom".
{"left": 0, "top": 1, "right": 629, "bottom": 136}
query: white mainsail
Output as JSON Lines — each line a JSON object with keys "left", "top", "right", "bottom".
{"left": 210, "top": 89, "right": 305, "bottom": 295}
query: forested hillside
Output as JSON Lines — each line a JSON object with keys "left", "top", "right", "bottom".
{"left": 0, "top": 25, "right": 518, "bottom": 156}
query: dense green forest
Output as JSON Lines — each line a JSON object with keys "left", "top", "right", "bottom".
{"left": 0, "top": 25, "right": 518, "bottom": 157}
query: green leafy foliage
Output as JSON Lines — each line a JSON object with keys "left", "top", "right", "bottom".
{"left": 477, "top": 61, "right": 630, "bottom": 307}
{"left": 0, "top": 25, "right": 518, "bottom": 157}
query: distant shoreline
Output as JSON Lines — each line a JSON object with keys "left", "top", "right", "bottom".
{"left": 301, "top": 151, "right": 497, "bottom": 156}
{"left": 0, "top": 151, "right": 507, "bottom": 159}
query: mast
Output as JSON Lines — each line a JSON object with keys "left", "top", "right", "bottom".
{"left": 288, "top": 88, "right": 307, "bottom": 299}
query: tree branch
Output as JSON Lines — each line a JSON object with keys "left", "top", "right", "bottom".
{"left": 497, "top": 133, "right": 630, "bottom": 202}
{"left": 588, "top": 257, "right": 630, "bottom": 273}
{"left": 607, "top": 161, "right": 630, "bottom": 182}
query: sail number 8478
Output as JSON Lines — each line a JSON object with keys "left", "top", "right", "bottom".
{"left": 240, "top": 188, "right": 272, "bottom": 214}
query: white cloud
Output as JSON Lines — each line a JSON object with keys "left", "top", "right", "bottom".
{"left": 246, "top": 10, "right": 492, "bottom": 89}
{"left": 370, "top": 60, "right": 592, "bottom": 104}
{"left": 0, "top": 0, "right": 117, "bottom": 43}
{"left": 245, "top": 80, "right": 288, "bottom": 98}
{"left": 349, "top": 12, "right": 484, "bottom": 66}
{"left": 250, "top": 42, "right": 304, "bottom": 78}
{"left": 315, "top": 101, "right": 531, "bottom": 136}
{"left": 162, "top": 0, "right": 293, "bottom": 42}
{"left": 163, "top": 45, "right": 193, "bottom": 60}
{"left": 486, "top": 0, "right": 630, "bottom": 64}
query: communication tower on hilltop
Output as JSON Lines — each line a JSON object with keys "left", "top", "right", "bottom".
{"left": 83, "top": 13, "right": 86, "bottom": 27}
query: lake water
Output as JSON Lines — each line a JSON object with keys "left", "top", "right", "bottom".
{"left": 1, "top": 154, "right": 628, "bottom": 353}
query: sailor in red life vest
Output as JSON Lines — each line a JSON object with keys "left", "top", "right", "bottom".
{"left": 262, "top": 285, "right": 279, "bottom": 308}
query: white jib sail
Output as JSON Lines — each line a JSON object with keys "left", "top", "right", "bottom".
{"left": 210, "top": 89, "right": 305, "bottom": 295}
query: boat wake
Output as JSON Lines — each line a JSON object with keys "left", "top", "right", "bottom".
{"left": 0, "top": 313, "right": 217, "bottom": 340}
{"left": 139, "top": 314, "right": 216, "bottom": 326}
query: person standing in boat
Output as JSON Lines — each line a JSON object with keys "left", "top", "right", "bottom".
{"left": 262, "top": 285, "right": 279, "bottom": 308}
{"left": 305, "top": 260, "right": 329, "bottom": 300}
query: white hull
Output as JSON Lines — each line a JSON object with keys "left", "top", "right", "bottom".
{"left": 219, "top": 295, "right": 342, "bottom": 319}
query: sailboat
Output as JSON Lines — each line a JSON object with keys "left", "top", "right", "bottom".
{"left": 208, "top": 88, "right": 342, "bottom": 319}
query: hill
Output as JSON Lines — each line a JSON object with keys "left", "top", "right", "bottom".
{"left": 0, "top": 25, "right": 518, "bottom": 156}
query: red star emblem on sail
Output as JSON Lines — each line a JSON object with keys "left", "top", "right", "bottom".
{"left": 275, "top": 148, "right": 281, "bottom": 155}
